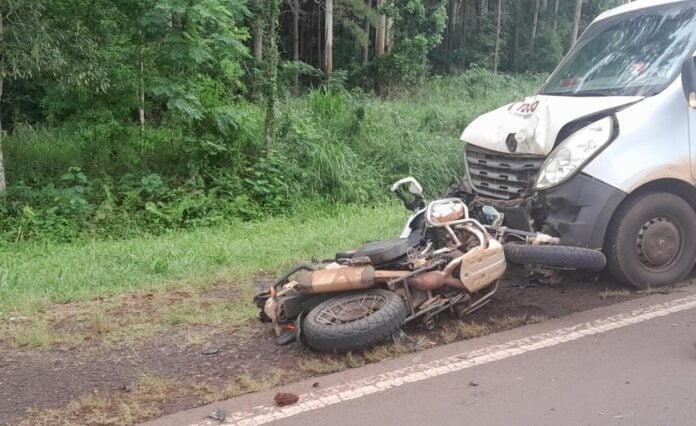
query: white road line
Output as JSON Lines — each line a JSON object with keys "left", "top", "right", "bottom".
{"left": 192, "top": 294, "right": 696, "bottom": 426}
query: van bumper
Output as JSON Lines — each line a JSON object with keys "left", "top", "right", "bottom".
{"left": 536, "top": 173, "right": 626, "bottom": 249}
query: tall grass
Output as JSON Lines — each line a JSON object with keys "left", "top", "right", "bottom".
{"left": 276, "top": 70, "right": 543, "bottom": 202}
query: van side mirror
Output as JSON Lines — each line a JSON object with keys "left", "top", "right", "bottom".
{"left": 681, "top": 57, "right": 696, "bottom": 108}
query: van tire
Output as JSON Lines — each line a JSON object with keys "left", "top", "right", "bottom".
{"left": 605, "top": 192, "right": 696, "bottom": 289}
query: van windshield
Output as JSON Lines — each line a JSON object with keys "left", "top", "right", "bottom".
{"left": 541, "top": 3, "right": 696, "bottom": 97}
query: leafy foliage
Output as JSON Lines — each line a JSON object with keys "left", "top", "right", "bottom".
{"left": 1, "top": 71, "right": 540, "bottom": 242}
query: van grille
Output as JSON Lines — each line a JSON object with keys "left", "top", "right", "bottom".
{"left": 465, "top": 145, "right": 544, "bottom": 200}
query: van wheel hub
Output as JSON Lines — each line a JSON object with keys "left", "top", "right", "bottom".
{"left": 636, "top": 217, "right": 681, "bottom": 269}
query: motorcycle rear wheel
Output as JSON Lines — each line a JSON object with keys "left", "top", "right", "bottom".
{"left": 503, "top": 243, "right": 607, "bottom": 272}
{"left": 302, "top": 289, "right": 407, "bottom": 353}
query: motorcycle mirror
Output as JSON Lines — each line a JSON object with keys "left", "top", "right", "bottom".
{"left": 390, "top": 176, "right": 423, "bottom": 194}
{"left": 408, "top": 180, "right": 423, "bottom": 196}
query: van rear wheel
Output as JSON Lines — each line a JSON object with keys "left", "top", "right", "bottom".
{"left": 605, "top": 192, "right": 696, "bottom": 289}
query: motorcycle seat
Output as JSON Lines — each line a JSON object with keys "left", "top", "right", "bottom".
{"left": 336, "top": 238, "right": 410, "bottom": 265}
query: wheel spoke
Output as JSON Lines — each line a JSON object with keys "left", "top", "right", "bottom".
{"left": 314, "top": 294, "right": 387, "bottom": 325}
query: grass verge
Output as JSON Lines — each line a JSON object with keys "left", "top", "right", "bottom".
{"left": 18, "top": 370, "right": 295, "bottom": 426}
{"left": 0, "top": 203, "right": 404, "bottom": 346}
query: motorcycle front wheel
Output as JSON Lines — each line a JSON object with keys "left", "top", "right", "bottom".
{"left": 302, "top": 289, "right": 407, "bottom": 353}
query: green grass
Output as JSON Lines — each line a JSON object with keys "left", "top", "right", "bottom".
{"left": 0, "top": 203, "right": 405, "bottom": 316}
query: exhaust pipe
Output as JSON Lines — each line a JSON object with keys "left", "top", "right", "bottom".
{"left": 296, "top": 266, "right": 375, "bottom": 294}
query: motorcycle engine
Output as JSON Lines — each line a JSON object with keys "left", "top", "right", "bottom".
{"left": 428, "top": 228, "right": 450, "bottom": 250}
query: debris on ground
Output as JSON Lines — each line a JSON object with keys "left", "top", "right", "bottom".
{"left": 208, "top": 408, "right": 226, "bottom": 421}
{"left": 392, "top": 328, "right": 418, "bottom": 350}
{"left": 274, "top": 392, "right": 300, "bottom": 407}
{"left": 469, "top": 381, "right": 479, "bottom": 387}
{"left": 201, "top": 348, "right": 220, "bottom": 355}
{"left": 312, "top": 382, "right": 320, "bottom": 388}
{"left": 526, "top": 266, "right": 563, "bottom": 286}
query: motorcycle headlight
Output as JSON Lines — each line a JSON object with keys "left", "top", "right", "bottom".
{"left": 535, "top": 116, "right": 614, "bottom": 190}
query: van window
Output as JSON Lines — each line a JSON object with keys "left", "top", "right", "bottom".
{"left": 541, "top": 3, "right": 696, "bottom": 97}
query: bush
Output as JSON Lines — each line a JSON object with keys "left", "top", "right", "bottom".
{"left": 1, "top": 71, "right": 542, "bottom": 243}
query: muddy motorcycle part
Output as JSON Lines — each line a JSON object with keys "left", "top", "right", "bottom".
{"left": 253, "top": 292, "right": 272, "bottom": 322}
{"left": 296, "top": 265, "right": 376, "bottom": 294}
{"left": 302, "top": 289, "right": 407, "bottom": 353}
{"left": 503, "top": 243, "right": 606, "bottom": 272}
{"left": 453, "top": 281, "right": 498, "bottom": 319}
{"left": 275, "top": 312, "right": 305, "bottom": 346}
{"left": 272, "top": 264, "right": 316, "bottom": 290}
{"left": 335, "top": 239, "right": 411, "bottom": 266}
{"left": 605, "top": 192, "right": 696, "bottom": 289}
{"left": 253, "top": 264, "right": 317, "bottom": 322}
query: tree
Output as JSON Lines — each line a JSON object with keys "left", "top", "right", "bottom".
{"left": 531, "top": 0, "right": 540, "bottom": 48}
{"left": 252, "top": 0, "right": 264, "bottom": 62}
{"left": 493, "top": 0, "right": 503, "bottom": 73}
{"left": 374, "top": 0, "right": 446, "bottom": 86}
{"left": 363, "top": 0, "right": 371, "bottom": 64}
{"left": 0, "top": 10, "right": 5, "bottom": 192}
{"left": 0, "top": 0, "right": 67, "bottom": 192}
{"left": 261, "top": 0, "right": 281, "bottom": 151}
{"left": 375, "top": 0, "right": 386, "bottom": 56}
{"left": 325, "top": 0, "right": 334, "bottom": 75}
{"left": 289, "top": 0, "right": 302, "bottom": 93}
{"left": 571, "top": 0, "right": 583, "bottom": 46}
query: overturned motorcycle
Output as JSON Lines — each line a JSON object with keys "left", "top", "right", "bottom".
{"left": 253, "top": 177, "right": 605, "bottom": 353}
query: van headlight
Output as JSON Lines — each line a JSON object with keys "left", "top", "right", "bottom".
{"left": 535, "top": 116, "right": 614, "bottom": 190}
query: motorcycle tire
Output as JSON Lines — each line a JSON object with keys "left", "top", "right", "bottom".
{"left": 503, "top": 243, "right": 607, "bottom": 272}
{"left": 302, "top": 289, "right": 407, "bottom": 353}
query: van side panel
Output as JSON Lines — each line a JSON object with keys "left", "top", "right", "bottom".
{"left": 582, "top": 78, "right": 693, "bottom": 193}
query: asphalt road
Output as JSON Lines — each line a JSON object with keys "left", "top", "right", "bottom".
{"left": 277, "top": 307, "right": 696, "bottom": 426}
{"left": 146, "top": 288, "right": 696, "bottom": 426}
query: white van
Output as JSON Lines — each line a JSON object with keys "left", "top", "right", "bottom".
{"left": 460, "top": 0, "right": 696, "bottom": 288}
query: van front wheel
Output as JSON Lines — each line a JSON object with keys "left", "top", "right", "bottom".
{"left": 605, "top": 192, "right": 696, "bottom": 289}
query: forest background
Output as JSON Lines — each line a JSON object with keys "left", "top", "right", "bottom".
{"left": 0, "top": 0, "right": 632, "bottom": 243}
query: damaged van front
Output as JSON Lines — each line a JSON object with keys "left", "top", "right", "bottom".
{"left": 460, "top": 0, "right": 696, "bottom": 288}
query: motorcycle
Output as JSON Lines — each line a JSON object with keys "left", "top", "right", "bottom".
{"left": 253, "top": 177, "right": 605, "bottom": 353}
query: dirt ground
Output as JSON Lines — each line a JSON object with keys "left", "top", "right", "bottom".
{"left": 0, "top": 267, "right": 688, "bottom": 425}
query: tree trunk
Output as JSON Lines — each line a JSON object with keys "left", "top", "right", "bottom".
{"left": 493, "top": 0, "right": 502, "bottom": 74}
{"left": 386, "top": 16, "right": 394, "bottom": 53}
{"left": 458, "top": 0, "right": 468, "bottom": 52}
{"left": 0, "top": 76, "right": 5, "bottom": 193}
{"left": 263, "top": 0, "right": 279, "bottom": 152}
{"left": 0, "top": 12, "right": 5, "bottom": 192}
{"left": 446, "top": 0, "right": 457, "bottom": 51}
{"left": 317, "top": 2, "right": 322, "bottom": 68}
{"left": 139, "top": 59, "right": 145, "bottom": 134}
{"left": 375, "top": 0, "right": 386, "bottom": 56}
{"left": 553, "top": 0, "right": 559, "bottom": 30}
{"left": 363, "top": 0, "right": 370, "bottom": 64}
{"left": 324, "top": 0, "right": 333, "bottom": 75}
{"left": 252, "top": 0, "right": 264, "bottom": 62}
{"left": 291, "top": 0, "right": 300, "bottom": 94}
{"left": 571, "top": 0, "right": 583, "bottom": 46}
{"left": 531, "top": 0, "right": 540, "bottom": 48}
{"left": 512, "top": 1, "right": 520, "bottom": 71}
